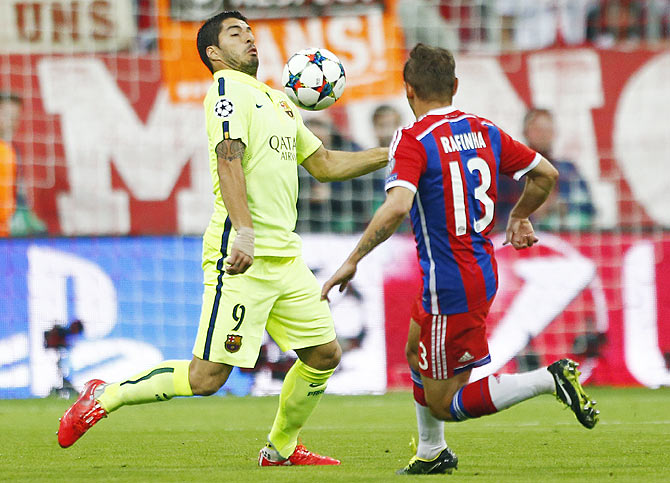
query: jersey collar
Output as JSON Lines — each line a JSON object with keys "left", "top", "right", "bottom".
{"left": 424, "top": 105, "right": 459, "bottom": 117}
{"left": 213, "top": 69, "right": 266, "bottom": 90}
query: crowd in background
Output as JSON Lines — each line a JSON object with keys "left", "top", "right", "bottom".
{"left": 2, "top": 0, "right": 664, "bottom": 237}
{"left": 136, "top": 1, "right": 670, "bottom": 54}
{"left": 399, "top": 0, "right": 670, "bottom": 53}
{"left": 298, "top": 103, "right": 595, "bottom": 235}
{"left": 0, "top": 93, "right": 47, "bottom": 237}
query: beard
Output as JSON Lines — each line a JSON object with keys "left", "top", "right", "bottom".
{"left": 240, "top": 56, "right": 259, "bottom": 77}
{"left": 223, "top": 50, "right": 259, "bottom": 77}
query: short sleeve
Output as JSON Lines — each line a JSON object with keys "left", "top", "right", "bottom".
{"left": 293, "top": 105, "right": 322, "bottom": 164}
{"left": 497, "top": 127, "right": 541, "bottom": 181}
{"left": 385, "top": 129, "right": 426, "bottom": 193}
{"left": 205, "top": 81, "right": 251, "bottom": 148}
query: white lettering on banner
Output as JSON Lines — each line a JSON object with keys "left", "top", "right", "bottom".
{"left": 614, "top": 52, "right": 670, "bottom": 226}
{"left": 0, "top": 0, "right": 136, "bottom": 53}
{"left": 284, "top": 19, "right": 327, "bottom": 59}
{"left": 299, "top": 234, "right": 389, "bottom": 395}
{"left": 327, "top": 17, "right": 370, "bottom": 79}
{"left": 366, "top": 9, "right": 386, "bottom": 73}
{"left": 348, "top": 56, "right": 525, "bottom": 150}
{"left": 623, "top": 242, "right": 670, "bottom": 388}
{"left": 0, "top": 333, "right": 29, "bottom": 366}
{"left": 0, "top": 365, "right": 30, "bottom": 389}
{"left": 28, "top": 245, "right": 117, "bottom": 396}
{"left": 255, "top": 11, "right": 388, "bottom": 90}
{"left": 471, "top": 234, "right": 603, "bottom": 381}
{"left": 450, "top": 56, "right": 528, "bottom": 140}
{"left": 255, "top": 25, "right": 288, "bottom": 86}
{"left": 0, "top": 333, "right": 29, "bottom": 388}
{"left": 27, "top": 246, "right": 163, "bottom": 396}
{"left": 527, "top": 50, "right": 617, "bottom": 228}
{"left": 68, "top": 339, "right": 163, "bottom": 391}
{"left": 38, "top": 57, "right": 211, "bottom": 235}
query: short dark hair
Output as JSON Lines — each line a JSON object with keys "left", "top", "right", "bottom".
{"left": 403, "top": 43, "right": 456, "bottom": 102}
{"left": 523, "top": 108, "right": 552, "bottom": 129}
{"left": 371, "top": 104, "right": 400, "bottom": 125}
{"left": 0, "top": 91, "right": 22, "bottom": 104}
{"left": 197, "top": 11, "right": 248, "bottom": 74}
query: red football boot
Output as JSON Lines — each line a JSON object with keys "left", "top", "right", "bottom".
{"left": 258, "top": 443, "right": 340, "bottom": 466}
{"left": 58, "top": 379, "right": 107, "bottom": 448}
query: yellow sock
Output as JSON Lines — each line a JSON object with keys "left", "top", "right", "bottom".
{"left": 267, "top": 359, "right": 334, "bottom": 458}
{"left": 97, "top": 360, "right": 193, "bottom": 413}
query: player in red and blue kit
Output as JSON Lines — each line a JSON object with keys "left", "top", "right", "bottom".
{"left": 322, "top": 44, "right": 599, "bottom": 475}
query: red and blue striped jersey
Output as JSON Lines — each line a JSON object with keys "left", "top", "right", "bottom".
{"left": 386, "top": 106, "right": 541, "bottom": 315}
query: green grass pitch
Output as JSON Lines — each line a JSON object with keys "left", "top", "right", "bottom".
{"left": 1, "top": 387, "right": 668, "bottom": 482}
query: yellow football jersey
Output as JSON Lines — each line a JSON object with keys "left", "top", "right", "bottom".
{"left": 203, "top": 69, "right": 322, "bottom": 257}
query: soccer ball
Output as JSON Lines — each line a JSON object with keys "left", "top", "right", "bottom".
{"left": 282, "top": 48, "right": 346, "bottom": 111}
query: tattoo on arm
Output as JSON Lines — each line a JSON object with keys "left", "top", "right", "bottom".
{"left": 356, "top": 225, "right": 394, "bottom": 258}
{"left": 216, "top": 139, "right": 245, "bottom": 163}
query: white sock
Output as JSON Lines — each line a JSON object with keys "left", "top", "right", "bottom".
{"left": 261, "top": 442, "right": 285, "bottom": 461}
{"left": 415, "top": 402, "right": 446, "bottom": 460}
{"left": 487, "top": 367, "right": 555, "bottom": 411}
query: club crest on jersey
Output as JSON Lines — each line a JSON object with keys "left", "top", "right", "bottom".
{"left": 225, "top": 334, "right": 243, "bottom": 353}
{"left": 214, "top": 98, "right": 234, "bottom": 118}
{"left": 279, "top": 100, "right": 294, "bottom": 118}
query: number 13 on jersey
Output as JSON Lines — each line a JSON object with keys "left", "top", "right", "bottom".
{"left": 449, "top": 156, "right": 494, "bottom": 236}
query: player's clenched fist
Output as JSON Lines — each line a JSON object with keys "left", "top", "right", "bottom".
{"left": 503, "top": 217, "right": 539, "bottom": 250}
{"left": 225, "top": 227, "right": 254, "bottom": 274}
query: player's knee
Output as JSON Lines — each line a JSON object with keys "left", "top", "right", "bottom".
{"left": 318, "top": 341, "right": 341, "bottom": 370}
{"left": 316, "top": 341, "right": 342, "bottom": 370}
{"left": 425, "top": 389, "right": 458, "bottom": 421}
{"left": 295, "top": 340, "right": 341, "bottom": 371}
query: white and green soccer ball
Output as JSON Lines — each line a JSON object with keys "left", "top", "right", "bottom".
{"left": 282, "top": 48, "right": 346, "bottom": 111}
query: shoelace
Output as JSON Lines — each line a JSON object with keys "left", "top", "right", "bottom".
{"left": 73, "top": 403, "right": 105, "bottom": 432}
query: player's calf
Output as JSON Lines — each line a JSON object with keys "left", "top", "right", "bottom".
{"left": 188, "top": 358, "right": 233, "bottom": 395}
{"left": 424, "top": 367, "right": 556, "bottom": 423}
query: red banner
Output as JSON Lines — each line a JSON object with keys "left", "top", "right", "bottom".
{"left": 157, "top": 0, "right": 404, "bottom": 104}
{"left": 384, "top": 232, "right": 670, "bottom": 388}
{"left": 0, "top": 44, "right": 666, "bottom": 235}
{"left": 0, "top": 0, "right": 137, "bottom": 54}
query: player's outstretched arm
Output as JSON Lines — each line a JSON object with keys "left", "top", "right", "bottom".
{"left": 321, "top": 186, "right": 414, "bottom": 301}
{"left": 504, "top": 157, "right": 559, "bottom": 250}
{"left": 302, "top": 145, "right": 388, "bottom": 182}
{"left": 216, "top": 138, "right": 255, "bottom": 274}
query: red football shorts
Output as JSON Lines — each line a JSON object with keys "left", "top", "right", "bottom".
{"left": 410, "top": 295, "right": 493, "bottom": 380}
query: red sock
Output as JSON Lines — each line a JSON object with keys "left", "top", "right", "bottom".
{"left": 449, "top": 376, "right": 498, "bottom": 421}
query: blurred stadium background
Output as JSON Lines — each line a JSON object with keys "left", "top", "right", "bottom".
{"left": 1, "top": 0, "right": 669, "bottom": 399}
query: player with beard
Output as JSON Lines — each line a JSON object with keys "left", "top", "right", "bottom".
{"left": 58, "top": 11, "right": 388, "bottom": 466}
